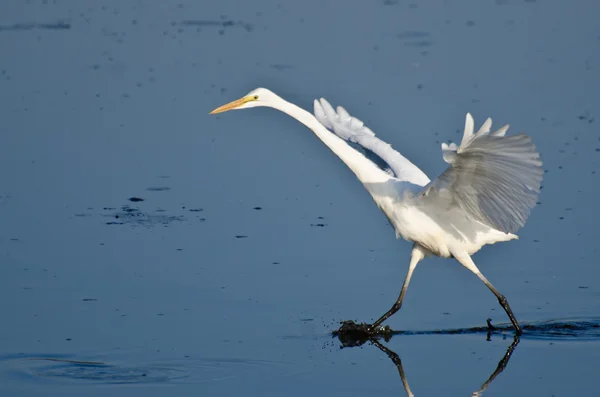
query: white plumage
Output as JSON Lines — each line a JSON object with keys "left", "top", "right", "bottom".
{"left": 210, "top": 88, "right": 543, "bottom": 335}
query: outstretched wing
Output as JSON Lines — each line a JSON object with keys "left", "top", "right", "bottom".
{"left": 421, "top": 113, "right": 543, "bottom": 234}
{"left": 313, "top": 98, "right": 430, "bottom": 187}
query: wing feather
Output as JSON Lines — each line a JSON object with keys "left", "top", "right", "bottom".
{"left": 422, "top": 114, "right": 543, "bottom": 234}
{"left": 313, "top": 98, "right": 430, "bottom": 186}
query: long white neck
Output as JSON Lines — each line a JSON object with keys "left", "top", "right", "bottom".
{"left": 268, "top": 98, "right": 392, "bottom": 184}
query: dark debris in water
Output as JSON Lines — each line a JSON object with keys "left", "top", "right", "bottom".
{"left": 78, "top": 196, "right": 207, "bottom": 227}
{"left": 104, "top": 205, "right": 183, "bottom": 226}
{"left": 333, "top": 321, "right": 393, "bottom": 347}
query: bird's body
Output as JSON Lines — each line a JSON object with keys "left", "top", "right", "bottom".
{"left": 373, "top": 186, "right": 517, "bottom": 258}
{"left": 210, "top": 88, "right": 543, "bottom": 335}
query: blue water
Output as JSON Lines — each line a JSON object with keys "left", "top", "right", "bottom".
{"left": 1, "top": 0, "right": 599, "bottom": 395}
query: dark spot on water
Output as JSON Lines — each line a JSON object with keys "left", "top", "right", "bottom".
{"left": 128, "top": 197, "right": 144, "bottom": 202}
{"left": 317, "top": 216, "right": 324, "bottom": 219}
{"left": 466, "top": 21, "right": 475, "bottom": 27}
{"left": 178, "top": 19, "right": 253, "bottom": 33}
{"left": 146, "top": 187, "right": 170, "bottom": 192}
{"left": 235, "top": 235, "right": 248, "bottom": 239}
{"left": 579, "top": 286, "right": 589, "bottom": 289}
{"left": 82, "top": 298, "right": 97, "bottom": 302}
{"left": 404, "top": 40, "right": 432, "bottom": 48}
{"left": 310, "top": 223, "right": 326, "bottom": 227}
{"left": 533, "top": 239, "right": 540, "bottom": 243}
{"left": 383, "top": 0, "right": 399, "bottom": 5}
{"left": 253, "top": 207, "right": 262, "bottom": 210}
{"left": 0, "top": 21, "right": 71, "bottom": 31}
{"left": 272, "top": 262, "right": 280, "bottom": 265}
{"left": 270, "top": 64, "right": 293, "bottom": 71}
{"left": 103, "top": 203, "right": 184, "bottom": 227}
{"left": 65, "top": 338, "right": 72, "bottom": 341}
{"left": 397, "top": 31, "right": 429, "bottom": 39}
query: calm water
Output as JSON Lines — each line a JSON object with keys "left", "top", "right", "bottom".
{"left": 1, "top": 0, "right": 599, "bottom": 396}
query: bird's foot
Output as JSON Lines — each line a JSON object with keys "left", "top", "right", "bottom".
{"left": 332, "top": 320, "right": 392, "bottom": 347}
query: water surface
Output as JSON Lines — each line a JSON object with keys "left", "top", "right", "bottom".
{"left": 1, "top": 0, "right": 599, "bottom": 395}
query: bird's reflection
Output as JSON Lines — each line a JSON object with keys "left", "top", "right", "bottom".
{"left": 334, "top": 328, "right": 520, "bottom": 397}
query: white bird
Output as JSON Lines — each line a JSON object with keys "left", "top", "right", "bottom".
{"left": 210, "top": 88, "right": 543, "bottom": 335}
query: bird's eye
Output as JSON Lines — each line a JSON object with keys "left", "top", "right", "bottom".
{"left": 253, "top": 95, "right": 258, "bottom": 100}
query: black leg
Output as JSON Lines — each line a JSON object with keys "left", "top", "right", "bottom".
{"left": 481, "top": 280, "right": 523, "bottom": 335}
{"left": 454, "top": 252, "right": 523, "bottom": 335}
{"left": 371, "top": 246, "right": 425, "bottom": 329}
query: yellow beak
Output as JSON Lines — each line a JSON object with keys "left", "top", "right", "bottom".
{"left": 209, "top": 96, "right": 257, "bottom": 114}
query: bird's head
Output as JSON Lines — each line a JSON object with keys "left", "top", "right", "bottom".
{"left": 209, "top": 87, "right": 280, "bottom": 114}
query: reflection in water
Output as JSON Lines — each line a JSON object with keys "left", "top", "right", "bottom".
{"left": 370, "top": 337, "right": 520, "bottom": 397}
{"left": 334, "top": 318, "right": 600, "bottom": 396}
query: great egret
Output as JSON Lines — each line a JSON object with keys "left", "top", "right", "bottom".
{"left": 210, "top": 88, "right": 542, "bottom": 335}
